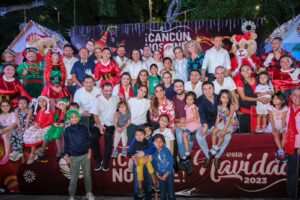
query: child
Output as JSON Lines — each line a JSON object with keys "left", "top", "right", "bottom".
{"left": 38, "top": 98, "right": 68, "bottom": 161}
{"left": 153, "top": 114, "right": 175, "bottom": 155}
{"left": 182, "top": 92, "right": 201, "bottom": 160}
{"left": 255, "top": 71, "right": 274, "bottom": 132}
{"left": 162, "top": 57, "right": 175, "bottom": 80}
{"left": 266, "top": 92, "right": 288, "bottom": 162}
{"left": 9, "top": 96, "right": 33, "bottom": 162}
{"left": 112, "top": 101, "right": 131, "bottom": 158}
{"left": 63, "top": 110, "right": 94, "bottom": 200}
{"left": 162, "top": 71, "right": 176, "bottom": 101}
{"left": 0, "top": 99, "right": 16, "bottom": 165}
{"left": 128, "top": 128, "right": 159, "bottom": 198}
{"left": 148, "top": 64, "right": 161, "bottom": 96}
{"left": 153, "top": 50, "right": 163, "bottom": 75}
{"left": 210, "top": 89, "right": 238, "bottom": 157}
{"left": 23, "top": 96, "right": 54, "bottom": 164}
{"left": 152, "top": 134, "right": 175, "bottom": 200}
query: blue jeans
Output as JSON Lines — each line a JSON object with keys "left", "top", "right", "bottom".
{"left": 159, "top": 173, "right": 176, "bottom": 200}
{"left": 195, "top": 127, "right": 232, "bottom": 159}
{"left": 175, "top": 127, "right": 194, "bottom": 159}
{"left": 133, "top": 165, "right": 153, "bottom": 200}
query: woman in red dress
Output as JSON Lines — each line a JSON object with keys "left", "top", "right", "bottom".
{"left": 0, "top": 63, "right": 32, "bottom": 107}
{"left": 273, "top": 56, "right": 300, "bottom": 95}
{"left": 41, "top": 52, "right": 70, "bottom": 110}
{"left": 94, "top": 47, "right": 121, "bottom": 87}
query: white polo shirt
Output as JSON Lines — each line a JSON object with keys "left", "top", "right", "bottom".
{"left": 128, "top": 97, "right": 150, "bottom": 125}
{"left": 202, "top": 47, "right": 231, "bottom": 73}
{"left": 185, "top": 80, "right": 203, "bottom": 98}
{"left": 63, "top": 56, "right": 79, "bottom": 85}
{"left": 213, "top": 77, "right": 237, "bottom": 94}
{"left": 74, "top": 86, "right": 102, "bottom": 114}
{"left": 90, "top": 95, "right": 119, "bottom": 126}
{"left": 143, "top": 56, "right": 155, "bottom": 71}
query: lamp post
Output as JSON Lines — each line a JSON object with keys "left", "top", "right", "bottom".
{"left": 53, "top": 6, "right": 60, "bottom": 33}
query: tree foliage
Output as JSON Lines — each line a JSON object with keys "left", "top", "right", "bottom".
{"left": 0, "top": 0, "right": 299, "bottom": 52}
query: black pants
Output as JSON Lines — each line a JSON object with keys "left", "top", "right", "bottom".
{"left": 101, "top": 125, "right": 115, "bottom": 168}
{"left": 286, "top": 150, "right": 300, "bottom": 199}
{"left": 237, "top": 113, "right": 251, "bottom": 133}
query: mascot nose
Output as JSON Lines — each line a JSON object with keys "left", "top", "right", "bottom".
{"left": 239, "top": 50, "right": 243, "bottom": 53}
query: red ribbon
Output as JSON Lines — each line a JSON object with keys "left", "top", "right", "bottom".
{"left": 236, "top": 32, "right": 251, "bottom": 42}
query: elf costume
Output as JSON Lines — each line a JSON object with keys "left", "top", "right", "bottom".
{"left": 41, "top": 51, "right": 70, "bottom": 99}
{"left": 44, "top": 98, "right": 68, "bottom": 141}
{"left": 94, "top": 59, "right": 121, "bottom": 87}
{"left": 17, "top": 47, "right": 45, "bottom": 98}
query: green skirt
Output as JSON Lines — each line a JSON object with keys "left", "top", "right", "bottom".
{"left": 44, "top": 126, "right": 64, "bottom": 141}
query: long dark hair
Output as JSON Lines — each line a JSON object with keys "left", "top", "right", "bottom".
{"left": 130, "top": 49, "right": 143, "bottom": 62}
{"left": 0, "top": 99, "right": 13, "bottom": 114}
{"left": 102, "top": 47, "right": 115, "bottom": 62}
{"left": 150, "top": 84, "right": 165, "bottom": 117}
{"left": 119, "top": 72, "right": 132, "bottom": 86}
{"left": 271, "top": 91, "right": 287, "bottom": 110}
{"left": 185, "top": 91, "right": 197, "bottom": 105}
{"left": 150, "top": 63, "right": 161, "bottom": 81}
{"left": 218, "top": 89, "right": 233, "bottom": 110}
{"left": 136, "top": 69, "right": 149, "bottom": 88}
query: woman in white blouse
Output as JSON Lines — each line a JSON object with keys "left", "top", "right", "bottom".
{"left": 125, "top": 49, "right": 147, "bottom": 85}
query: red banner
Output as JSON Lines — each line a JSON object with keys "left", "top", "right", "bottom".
{"left": 0, "top": 133, "right": 298, "bottom": 197}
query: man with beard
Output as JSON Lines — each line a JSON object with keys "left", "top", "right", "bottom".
{"left": 114, "top": 45, "right": 128, "bottom": 72}
{"left": 196, "top": 81, "right": 232, "bottom": 169}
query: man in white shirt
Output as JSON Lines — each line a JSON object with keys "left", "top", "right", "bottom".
{"left": 63, "top": 44, "right": 78, "bottom": 96}
{"left": 202, "top": 35, "right": 231, "bottom": 81}
{"left": 213, "top": 66, "right": 239, "bottom": 106}
{"left": 90, "top": 82, "right": 119, "bottom": 172}
{"left": 73, "top": 76, "right": 102, "bottom": 171}
{"left": 114, "top": 45, "right": 128, "bottom": 72}
{"left": 142, "top": 46, "right": 155, "bottom": 71}
{"left": 185, "top": 70, "right": 203, "bottom": 98}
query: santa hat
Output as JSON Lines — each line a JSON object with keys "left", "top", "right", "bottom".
{"left": 32, "top": 96, "right": 50, "bottom": 115}
{"left": 2, "top": 49, "right": 15, "bottom": 60}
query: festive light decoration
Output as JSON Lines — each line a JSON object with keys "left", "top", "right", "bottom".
{"left": 241, "top": 21, "right": 256, "bottom": 33}
{"left": 0, "top": 1, "right": 44, "bottom": 17}
{"left": 166, "top": 0, "right": 182, "bottom": 23}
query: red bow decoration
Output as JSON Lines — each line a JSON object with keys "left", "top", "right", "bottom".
{"left": 235, "top": 32, "right": 251, "bottom": 42}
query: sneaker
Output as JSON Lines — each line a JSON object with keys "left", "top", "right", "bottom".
{"left": 111, "top": 148, "right": 118, "bottom": 158}
{"left": 214, "top": 158, "right": 221, "bottom": 170}
{"left": 14, "top": 152, "right": 23, "bottom": 161}
{"left": 94, "top": 161, "right": 102, "bottom": 172}
{"left": 202, "top": 156, "right": 211, "bottom": 168}
{"left": 255, "top": 126, "right": 262, "bottom": 133}
{"left": 9, "top": 151, "right": 18, "bottom": 161}
{"left": 121, "top": 147, "right": 127, "bottom": 157}
{"left": 138, "top": 188, "right": 144, "bottom": 198}
{"left": 86, "top": 192, "right": 95, "bottom": 200}
{"left": 209, "top": 147, "right": 220, "bottom": 158}
{"left": 152, "top": 183, "right": 160, "bottom": 192}
{"left": 68, "top": 196, "right": 75, "bottom": 200}
{"left": 275, "top": 150, "right": 287, "bottom": 163}
{"left": 102, "top": 163, "right": 110, "bottom": 172}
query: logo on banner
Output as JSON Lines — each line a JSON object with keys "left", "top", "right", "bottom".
{"left": 145, "top": 25, "right": 192, "bottom": 51}
{"left": 193, "top": 150, "right": 286, "bottom": 193}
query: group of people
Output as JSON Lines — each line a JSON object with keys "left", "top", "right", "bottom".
{"left": 0, "top": 35, "right": 299, "bottom": 200}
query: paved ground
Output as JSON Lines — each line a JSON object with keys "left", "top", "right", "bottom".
{"left": 0, "top": 195, "right": 288, "bottom": 200}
